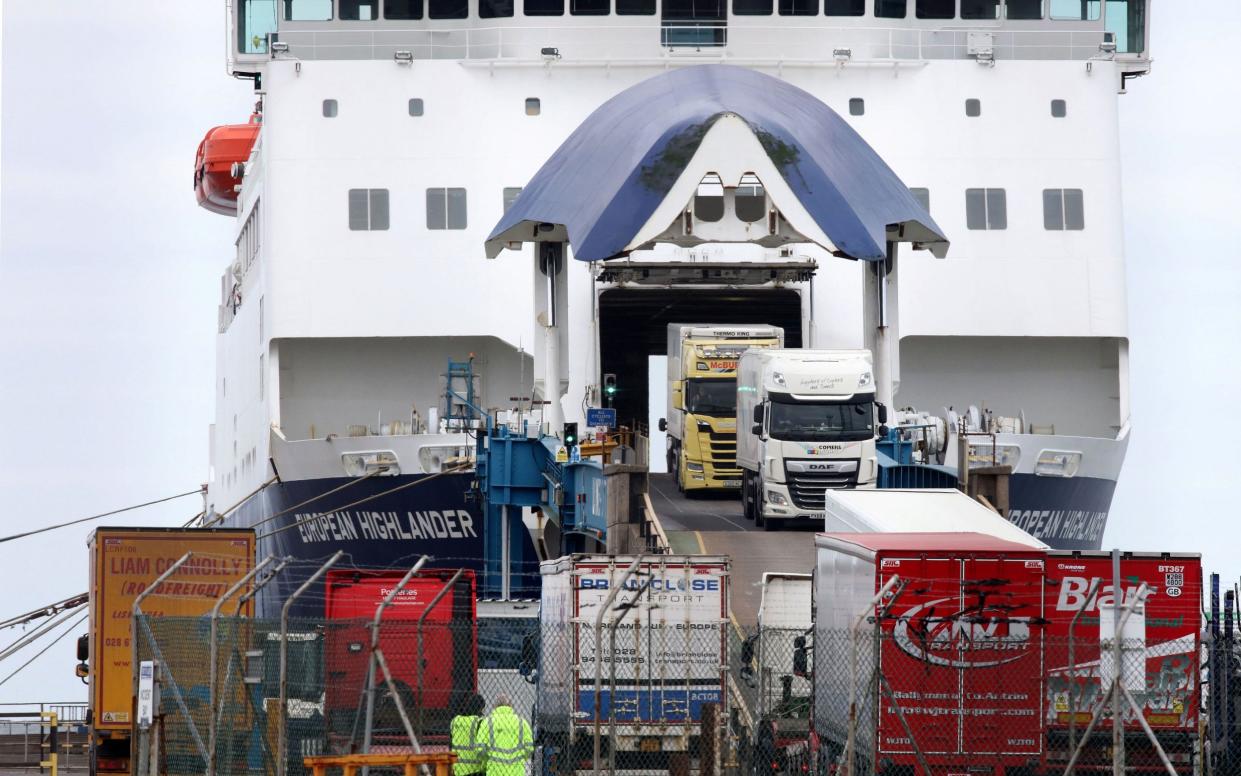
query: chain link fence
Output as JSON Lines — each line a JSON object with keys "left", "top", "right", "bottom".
{"left": 132, "top": 596, "right": 1199, "bottom": 774}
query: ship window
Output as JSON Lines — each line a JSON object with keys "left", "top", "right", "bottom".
{"left": 572, "top": 0, "right": 610, "bottom": 14}
{"left": 385, "top": 0, "right": 424, "bottom": 18}
{"left": 965, "top": 98, "right": 981, "bottom": 117}
{"left": 960, "top": 0, "right": 997, "bottom": 18}
{"left": 1043, "top": 188, "right": 1084, "bottom": 230}
{"left": 340, "top": 0, "right": 379, "bottom": 19}
{"left": 503, "top": 187, "right": 523, "bottom": 212}
{"left": 910, "top": 187, "right": 930, "bottom": 213}
{"left": 780, "top": 0, "right": 818, "bottom": 16}
{"left": 239, "top": 0, "right": 277, "bottom": 54}
{"left": 735, "top": 174, "right": 766, "bottom": 223}
{"left": 824, "top": 0, "right": 863, "bottom": 14}
{"left": 430, "top": 0, "right": 468, "bottom": 19}
{"left": 1049, "top": 0, "right": 1098, "bottom": 20}
{"left": 965, "top": 188, "right": 1006, "bottom": 230}
{"left": 1005, "top": 0, "right": 1041, "bottom": 18}
{"left": 617, "top": 0, "right": 655, "bottom": 14}
{"left": 694, "top": 174, "right": 725, "bottom": 223}
{"left": 916, "top": 0, "right": 953, "bottom": 18}
{"left": 284, "top": 0, "right": 333, "bottom": 20}
{"left": 427, "top": 188, "right": 468, "bottom": 230}
{"left": 322, "top": 99, "right": 338, "bottom": 118}
{"left": 848, "top": 98, "right": 864, "bottom": 116}
{"left": 349, "top": 188, "right": 390, "bottom": 231}
{"left": 524, "top": 0, "right": 564, "bottom": 16}
{"left": 526, "top": 98, "right": 541, "bottom": 115}
{"left": 480, "top": 0, "right": 515, "bottom": 14}
{"left": 1106, "top": 0, "right": 1144, "bottom": 53}
{"left": 1051, "top": 99, "right": 1066, "bottom": 117}
{"left": 409, "top": 98, "right": 425, "bottom": 116}
{"left": 875, "top": 0, "right": 906, "bottom": 17}
{"left": 734, "top": 0, "right": 773, "bottom": 16}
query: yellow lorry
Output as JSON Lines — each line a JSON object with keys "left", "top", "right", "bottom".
{"left": 80, "top": 527, "right": 255, "bottom": 775}
{"left": 661, "top": 324, "right": 784, "bottom": 493}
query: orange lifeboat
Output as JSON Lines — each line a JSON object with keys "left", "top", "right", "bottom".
{"left": 194, "top": 114, "right": 261, "bottom": 215}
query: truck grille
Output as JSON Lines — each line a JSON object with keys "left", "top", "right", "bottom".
{"left": 786, "top": 465, "right": 859, "bottom": 509}
{"left": 707, "top": 431, "right": 738, "bottom": 473}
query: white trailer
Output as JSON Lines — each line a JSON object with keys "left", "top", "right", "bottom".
{"left": 736, "top": 349, "right": 882, "bottom": 529}
{"left": 821, "top": 488, "right": 1049, "bottom": 548}
{"left": 535, "top": 554, "right": 730, "bottom": 774}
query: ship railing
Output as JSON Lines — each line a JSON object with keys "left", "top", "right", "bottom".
{"left": 269, "top": 23, "right": 1115, "bottom": 64}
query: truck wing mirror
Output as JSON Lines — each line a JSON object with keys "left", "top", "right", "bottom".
{"left": 76, "top": 634, "right": 89, "bottom": 662}
{"left": 75, "top": 663, "right": 89, "bottom": 680}
{"left": 658, "top": 418, "right": 667, "bottom": 432}
{"left": 752, "top": 404, "right": 764, "bottom": 424}
{"left": 519, "top": 633, "right": 538, "bottom": 682}
{"left": 876, "top": 403, "right": 888, "bottom": 425}
{"left": 792, "top": 635, "right": 809, "bottom": 677}
{"left": 740, "top": 634, "right": 756, "bottom": 666}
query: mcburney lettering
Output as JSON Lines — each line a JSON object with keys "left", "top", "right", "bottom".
{"left": 295, "top": 510, "right": 478, "bottom": 544}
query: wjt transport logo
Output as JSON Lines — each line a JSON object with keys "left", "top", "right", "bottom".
{"left": 892, "top": 597, "right": 1033, "bottom": 669}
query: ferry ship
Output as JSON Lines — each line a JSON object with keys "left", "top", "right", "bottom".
{"left": 200, "top": 0, "right": 1148, "bottom": 608}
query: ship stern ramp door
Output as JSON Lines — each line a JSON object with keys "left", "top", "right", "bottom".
{"left": 478, "top": 65, "right": 949, "bottom": 580}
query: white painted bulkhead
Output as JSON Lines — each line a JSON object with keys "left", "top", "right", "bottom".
{"left": 207, "top": 55, "right": 1131, "bottom": 509}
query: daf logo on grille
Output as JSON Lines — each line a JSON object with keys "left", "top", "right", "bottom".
{"left": 786, "top": 460, "right": 858, "bottom": 474}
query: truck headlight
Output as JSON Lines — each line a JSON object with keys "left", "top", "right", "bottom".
{"left": 857, "top": 371, "right": 872, "bottom": 388}
{"left": 687, "top": 461, "right": 704, "bottom": 472}
{"left": 766, "top": 490, "right": 788, "bottom": 506}
{"left": 696, "top": 420, "right": 712, "bottom": 432}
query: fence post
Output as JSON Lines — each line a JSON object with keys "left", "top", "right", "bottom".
{"left": 593, "top": 556, "right": 645, "bottom": 776}
{"left": 845, "top": 575, "right": 899, "bottom": 776}
{"left": 234, "top": 556, "right": 292, "bottom": 615}
{"left": 132, "top": 552, "right": 193, "bottom": 776}
{"left": 363, "top": 556, "right": 430, "bottom": 767}
{"left": 1067, "top": 579, "right": 1101, "bottom": 758}
{"left": 207, "top": 556, "right": 274, "bottom": 776}
{"left": 1111, "top": 549, "right": 1125, "bottom": 776}
{"left": 416, "top": 569, "right": 466, "bottom": 734}
{"left": 279, "top": 551, "right": 344, "bottom": 776}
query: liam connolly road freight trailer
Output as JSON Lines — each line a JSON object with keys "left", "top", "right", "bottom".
{"left": 1042, "top": 551, "right": 1202, "bottom": 772}
{"left": 535, "top": 554, "right": 730, "bottom": 774}
{"left": 811, "top": 532, "right": 1048, "bottom": 776}
{"left": 322, "top": 568, "right": 477, "bottom": 750}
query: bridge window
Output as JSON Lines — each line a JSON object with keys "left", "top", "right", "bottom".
{"left": 965, "top": 188, "right": 1006, "bottom": 230}
{"left": 875, "top": 0, "right": 906, "bottom": 17}
{"left": 916, "top": 0, "right": 953, "bottom": 18}
{"left": 340, "top": 0, "right": 379, "bottom": 18}
{"left": 618, "top": 0, "right": 655, "bottom": 13}
{"left": 284, "top": 0, "right": 333, "bottom": 20}
{"left": 430, "top": 0, "right": 468, "bottom": 18}
{"left": 1107, "top": 0, "right": 1145, "bottom": 53}
{"left": 1043, "top": 189, "right": 1084, "bottom": 230}
{"left": 238, "top": 0, "right": 277, "bottom": 54}
{"left": 1050, "top": 99, "right": 1066, "bottom": 118}
{"left": 349, "top": 189, "right": 390, "bottom": 231}
{"left": 824, "top": 0, "right": 863, "bottom": 14}
{"left": 694, "top": 175, "right": 725, "bottom": 222}
{"left": 1006, "top": 0, "right": 1041, "bottom": 17}
{"left": 848, "top": 97, "right": 864, "bottom": 116}
{"left": 427, "top": 188, "right": 468, "bottom": 230}
{"left": 1049, "top": 0, "right": 1099, "bottom": 20}
{"left": 780, "top": 0, "right": 818, "bottom": 16}
{"left": 322, "top": 99, "right": 338, "bottom": 117}
{"left": 572, "top": 0, "right": 610, "bottom": 14}
{"left": 910, "top": 188, "right": 930, "bottom": 213}
{"left": 525, "top": 0, "right": 565, "bottom": 15}
{"left": 385, "top": 0, "right": 423, "bottom": 17}
{"left": 409, "top": 98, "right": 425, "bottom": 117}
{"left": 734, "top": 0, "right": 773, "bottom": 16}
{"left": 526, "top": 98, "right": 541, "bottom": 115}
{"left": 960, "top": 0, "right": 997, "bottom": 18}
{"left": 965, "top": 98, "right": 981, "bottom": 117}
{"left": 735, "top": 174, "right": 766, "bottom": 223}
{"left": 480, "top": 0, "right": 514, "bottom": 16}
{"left": 503, "top": 188, "right": 523, "bottom": 212}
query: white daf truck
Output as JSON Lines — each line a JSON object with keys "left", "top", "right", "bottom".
{"left": 736, "top": 349, "right": 884, "bottom": 529}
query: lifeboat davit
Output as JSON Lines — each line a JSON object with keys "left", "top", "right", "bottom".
{"left": 194, "top": 114, "right": 261, "bottom": 216}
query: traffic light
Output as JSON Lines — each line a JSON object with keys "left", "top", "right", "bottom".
{"left": 563, "top": 422, "right": 578, "bottom": 449}
{"left": 603, "top": 373, "right": 617, "bottom": 407}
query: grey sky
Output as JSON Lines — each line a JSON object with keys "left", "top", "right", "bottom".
{"left": 1, "top": 3, "right": 1238, "bottom": 704}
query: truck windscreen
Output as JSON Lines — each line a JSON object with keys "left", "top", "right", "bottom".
{"left": 685, "top": 379, "right": 736, "bottom": 416}
{"left": 769, "top": 397, "right": 874, "bottom": 442}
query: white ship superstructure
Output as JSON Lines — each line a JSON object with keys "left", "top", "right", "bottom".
{"left": 205, "top": 0, "right": 1148, "bottom": 571}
